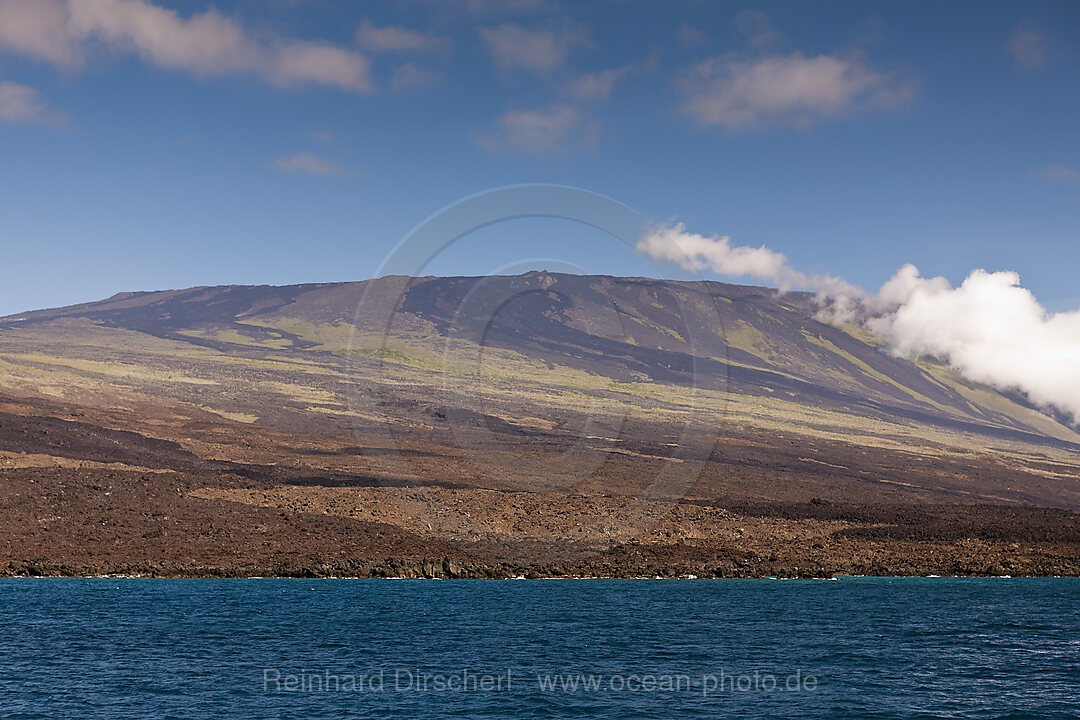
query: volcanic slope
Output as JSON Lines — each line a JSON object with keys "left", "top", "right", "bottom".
{"left": 0, "top": 273, "right": 1077, "bottom": 577}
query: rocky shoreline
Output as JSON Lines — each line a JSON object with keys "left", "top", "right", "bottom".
{"left": 3, "top": 390, "right": 1079, "bottom": 586}
{"left": 7, "top": 553, "right": 1080, "bottom": 580}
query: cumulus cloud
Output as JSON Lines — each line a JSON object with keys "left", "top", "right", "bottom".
{"left": 475, "top": 104, "right": 588, "bottom": 154}
{"left": 638, "top": 223, "right": 1080, "bottom": 423}
{"left": 477, "top": 23, "right": 586, "bottom": 74}
{"left": 564, "top": 67, "right": 630, "bottom": 102}
{"left": 868, "top": 266, "right": 1080, "bottom": 422}
{"left": 1008, "top": 26, "right": 1049, "bottom": 69}
{"left": 638, "top": 222, "right": 863, "bottom": 299}
{"left": 356, "top": 22, "right": 446, "bottom": 53}
{"left": 0, "top": 81, "right": 58, "bottom": 124}
{"left": 0, "top": 0, "right": 80, "bottom": 68}
{"left": 65, "top": 0, "right": 257, "bottom": 75}
{"left": 274, "top": 152, "right": 349, "bottom": 176}
{"left": 0, "top": 0, "right": 371, "bottom": 91}
{"left": 870, "top": 263, "right": 947, "bottom": 309}
{"left": 680, "top": 52, "right": 915, "bottom": 129}
{"left": 270, "top": 41, "right": 370, "bottom": 91}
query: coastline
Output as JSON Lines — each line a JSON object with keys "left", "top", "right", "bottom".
{"left": 6, "top": 557, "right": 1080, "bottom": 580}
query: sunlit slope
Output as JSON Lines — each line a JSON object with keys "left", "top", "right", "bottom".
{"left": 1, "top": 272, "right": 1076, "bottom": 445}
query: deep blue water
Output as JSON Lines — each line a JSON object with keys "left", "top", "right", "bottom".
{"left": 1, "top": 577, "right": 1078, "bottom": 719}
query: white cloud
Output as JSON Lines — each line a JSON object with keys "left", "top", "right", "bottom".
{"left": 475, "top": 105, "right": 587, "bottom": 154}
{"left": 65, "top": 0, "right": 258, "bottom": 75}
{"left": 356, "top": 21, "right": 445, "bottom": 53}
{"left": 638, "top": 222, "right": 1080, "bottom": 423}
{"left": 0, "top": 0, "right": 80, "bottom": 68}
{"left": 871, "top": 263, "right": 949, "bottom": 309}
{"left": 637, "top": 222, "right": 863, "bottom": 299}
{"left": 270, "top": 41, "right": 370, "bottom": 91}
{"left": 0, "top": 81, "right": 56, "bottom": 124}
{"left": 565, "top": 67, "right": 629, "bottom": 102}
{"left": 274, "top": 152, "right": 349, "bottom": 176}
{"left": 477, "top": 23, "right": 586, "bottom": 74}
{"left": 680, "top": 52, "right": 915, "bottom": 129}
{"left": 1009, "top": 26, "right": 1049, "bottom": 69}
{"left": 0, "top": 0, "right": 372, "bottom": 91}
{"left": 868, "top": 267, "right": 1080, "bottom": 422}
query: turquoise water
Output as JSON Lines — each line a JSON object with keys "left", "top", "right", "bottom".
{"left": 1, "top": 577, "right": 1077, "bottom": 718}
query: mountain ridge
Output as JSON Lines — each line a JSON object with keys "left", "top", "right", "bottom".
{"left": 2, "top": 272, "right": 1075, "bottom": 446}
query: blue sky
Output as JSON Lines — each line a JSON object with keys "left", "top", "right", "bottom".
{"left": 0, "top": 0, "right": 1077, "bottom": 316}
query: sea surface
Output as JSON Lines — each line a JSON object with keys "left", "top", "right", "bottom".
{"left": 1, "top": 577, "right": 1077, "bottom": 719}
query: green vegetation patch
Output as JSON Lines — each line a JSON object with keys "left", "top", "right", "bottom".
{"left": 724, "top": 321, "right": 775, "bottom": 363}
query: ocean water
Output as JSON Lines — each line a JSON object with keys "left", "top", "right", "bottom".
{"left": 1, "top": 577, "right": 1077, "bottom": 719}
